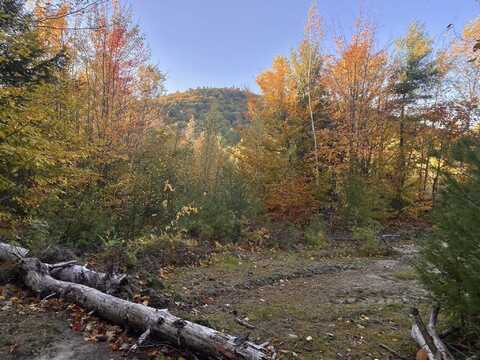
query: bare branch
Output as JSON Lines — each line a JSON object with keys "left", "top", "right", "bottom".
{"left": 35, "top": 0, "right": 107, "bottom": 23}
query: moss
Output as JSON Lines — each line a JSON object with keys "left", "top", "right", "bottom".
{"left": 214, "top": 254, "right": 243, "bottom": 271}
{"left": 392, "top": 270, "right": 417, "bottom": 281}
{"left": 160, "top": 241, "right": 423, "bottom": 359}
{"left": 205, "top": 299, "right": 418, "bottom": 359}
{"left": 241, "top": 303, "right": 309, "bottom": 322}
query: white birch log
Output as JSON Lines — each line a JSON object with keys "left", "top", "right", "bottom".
{"left": 0, "top": 242, "right": 29, "bottom": 261}
{"left": 0, "top": 242, "right": 126, "bottom": 293}
{"left": 0, "top": 244, "right": 272, "bottom": 359}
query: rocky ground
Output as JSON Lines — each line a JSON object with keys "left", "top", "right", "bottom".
{"left": 0, "top": 241, "right": 432, "bottom": 359}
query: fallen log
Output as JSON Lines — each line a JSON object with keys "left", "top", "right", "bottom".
{"left": 411, "top": 307, "right": 455, "bottom": 360}
{"left": 49, "top": 263, "right": 127, "bottom": 294}
{"left": 0, "top": 242, "right": 126, "bottom": 294}
{"left": 0, "top": 242, "right": 29, "bottom": 261}
{"left": 0, "top": 244, "right": 272, "bottom": 359}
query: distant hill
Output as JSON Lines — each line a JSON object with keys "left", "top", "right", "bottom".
{"left": 157, "top": 87, "right": 253, "bottom": 143}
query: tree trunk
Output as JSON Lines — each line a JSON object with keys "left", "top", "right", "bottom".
{"left": 0, "top": 243, "right": 272, "bottom": 360}
{"left": 397, "top": 100, "right": 406, "bottom": 211}
{"left": 0, "top": 242, "right": 126, "bottom": 294}
{"left": 0, "top": 242, "right": 29, "bottom": 261}
{"left": 411, "top": 307, "right": 455, "bottom": 360}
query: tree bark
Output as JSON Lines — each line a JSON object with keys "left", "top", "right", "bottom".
{"left": 0, "top": 242, "right": 126, "bottom": 294}
{"left": 49, "top": 263, "right": 127, "bottom": 294}
{"left": 0, "top": 243, "right": 272, "bottom": 359}
{"left": 0, "top": 242, "right": 29, "bottom": 261}
{"left": 411, "top": 307, "right": 455, "bottom": 360}
{"left": 397, "top": 98, "right": 406, "bottom": 211}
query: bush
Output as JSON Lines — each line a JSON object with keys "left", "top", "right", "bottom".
{"left": 21, "top": 218, "right": 51, "bottom": 255}
{"left": 97, "top": 232, "right": 210, "bottom": 271}
{"left": 304, "top": 215, "right": 327, "bottom": 248}
{"left": 417, "top": 138, "right": 480, "bottom": 339}
{"left": 244, "top": 225, "right": 271, "bottom": 248}
{"left": 270, "top": 222, "right": 303, "bottom": 249}
{"left": 190, "top": 199, "right": 242, "bottom": 242}
{"left": 352, "top": 222, "right": 383, "bottom": 256}
{"left": 341, "top": 175, "right": 390, "bottom": 228}
{"left": 180, "top": 164, "right": 258, "bottom": 243}
{"left": 8, "top": 179, "right": 118, "bottom": 253}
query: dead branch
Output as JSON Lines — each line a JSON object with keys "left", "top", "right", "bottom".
{"left": 411, "top": 307, "right": 455, "bottom": 360}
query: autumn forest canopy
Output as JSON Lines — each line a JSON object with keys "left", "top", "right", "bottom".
{"left": 1, "top": 0, "right": 480, "bottom": 355}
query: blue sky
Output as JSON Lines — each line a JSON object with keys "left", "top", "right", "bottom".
{"left": 129, "top": 0, "right": 479, "bottom": 93}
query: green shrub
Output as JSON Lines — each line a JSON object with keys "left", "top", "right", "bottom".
{"left": 417, "top": 138, "right": 480, "bottom": 339}
{"left": 99, "top": 234, "right": 137, "bottom": 269}
{"left": 35, "top": 189, "right": 113, "bottom": 249}
{"left": 269, "top": 222, "right": 303, "bottom": 249}
{"left": 341, "top": 175, "right": 390, "bottom": 228}
{"left": 180, "top": 164, "right": 258, "bottom": 242}
{"left": 243, "top": 225, "right": 271, "bottom": 248}
{"left": 21, "top": 218, "right": 51, "bottom": 255}
{"left": 192, "top": 201, "right": 242, "bottom": 241}
{"left": 352, "top": 222, "right": 382, "bottom": 256}
{"left": 304, "top": 215, "right": 327, "bottom": 248}
{"left": 97, "top": 231, "right": 208, "bottom": 270}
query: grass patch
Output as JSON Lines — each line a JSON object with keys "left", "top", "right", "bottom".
{"left": 392, "top": 270, "right": 417, "bottom": 281}
{"left": 214, "top": 254, "right": 243, "bottom": 271}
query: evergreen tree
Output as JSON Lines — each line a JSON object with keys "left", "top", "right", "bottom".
{"left": 392, "top": 22, "right": 440, "bottom": 211}
{"left": 0, "top": 0, "right": 65, "bottom": 88}
{"left": 418, "top": 137, "right": 480, "bottom": 338}
{"left": 0, "top": 0, "right": 69, "bottom": 228}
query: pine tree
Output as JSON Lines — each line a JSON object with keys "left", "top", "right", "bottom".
{"left": 0, "top": 0, "right": 69, "bottom": 227}
{"left": 392, "top": 22, "right": 440, "bottom": 211}
{"left": 418, "top": 137, "right": 480, "bottom": 338}
{"left": 0, "top": 0, "right": 65, "bottom": 88}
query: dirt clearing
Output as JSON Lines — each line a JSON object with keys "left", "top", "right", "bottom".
{"left": 0, "top": 242, "right": 429, "bottom": 359}
{"left": 163, "top": 242, "right": 427, "bottom": 359}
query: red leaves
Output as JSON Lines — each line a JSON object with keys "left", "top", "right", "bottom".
{"left": 66, "top": 303, "right": 129, "bottom": 348}
{"left": 0, "top": 286, "right": 135, "bottom": 354}
{"left": 107, "top": 27, "right": 127, "bottom": 54}
{"left": 265, "top": 176, "right": 319, "bottom": 224}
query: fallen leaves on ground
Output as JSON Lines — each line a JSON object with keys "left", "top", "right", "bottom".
{"left": 0, "top": 285, "right": 189, "bottom": 359}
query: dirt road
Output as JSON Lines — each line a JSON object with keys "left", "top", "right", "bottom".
{"left": 164, "top": 243, "right": 426, "bottom": 359}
